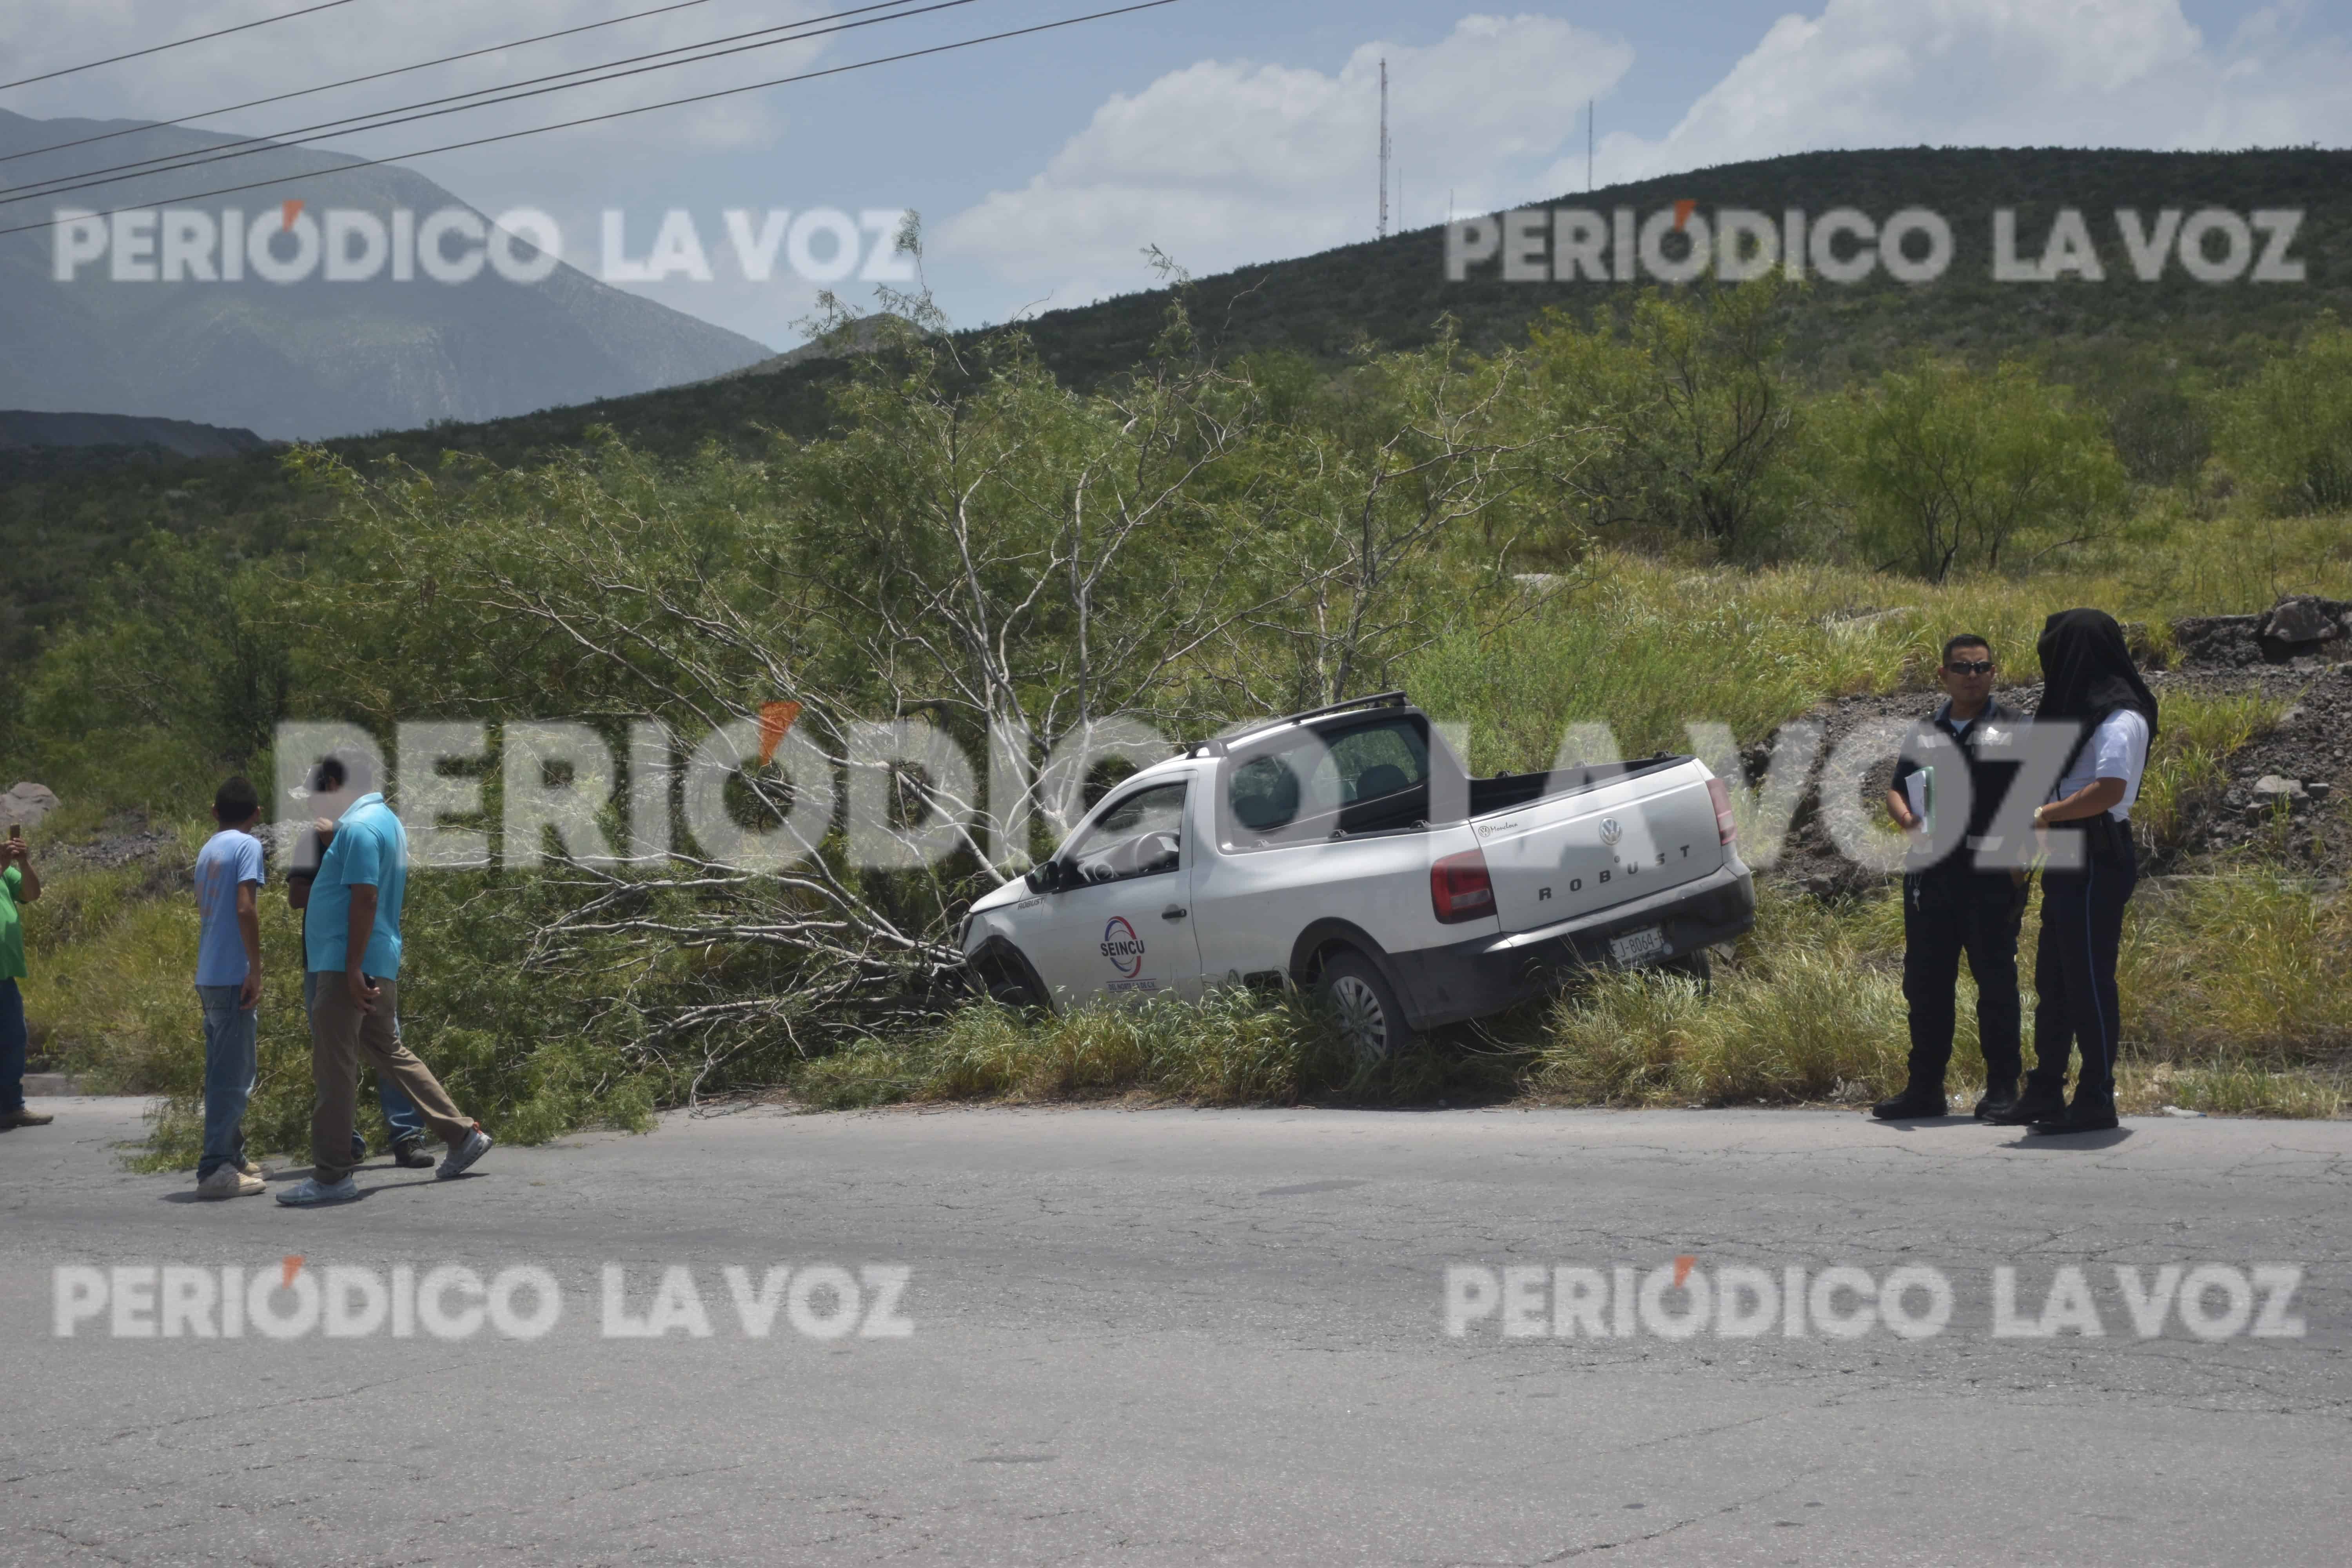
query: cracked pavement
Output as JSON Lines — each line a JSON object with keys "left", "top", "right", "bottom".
{"left": 5, "top": 1097, "right": 2348, "bottom": 1565}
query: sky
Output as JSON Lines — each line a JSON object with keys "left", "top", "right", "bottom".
{"left": 2, "top": 0, "right": 2347, "bottom": 350}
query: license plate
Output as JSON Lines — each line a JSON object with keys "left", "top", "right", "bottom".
{"left": 1609, "top": 926, "right": 1666, "bottom": 965}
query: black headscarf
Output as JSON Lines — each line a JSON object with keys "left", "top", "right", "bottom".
{"left": 2036, "top": 608, "right": 2159, "bottom": 761}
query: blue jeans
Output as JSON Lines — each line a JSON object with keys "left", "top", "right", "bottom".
{"left": 1, "top": 977, "right": 26, "bottom": 1114}
{"left": 303, "top": 971, "right": 422, "bottom": 1141}
{"left": 196, "top": 985, "right": 257, "bottom": 1178}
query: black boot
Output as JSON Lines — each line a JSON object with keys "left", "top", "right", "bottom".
{"left": 1973, "top": 1078, "right": 2020, "bottom": 1121}
{"left": 1871, "top": 1082, "right": 1949, "bottom": 1120}
{"left": 1987, "top": 1080, "right": 2066, "bottom": 1126}
{"left": 2029, "top": 1093, "right": 2120, "bottom": 1136}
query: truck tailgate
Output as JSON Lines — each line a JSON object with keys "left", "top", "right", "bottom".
{"left": 1474, "top": 762, "right": 1726, "bottom": 933}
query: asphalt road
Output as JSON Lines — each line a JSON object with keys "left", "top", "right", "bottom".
{"left": 5, "top": 1096, "right": 2348, "bottom": 1566}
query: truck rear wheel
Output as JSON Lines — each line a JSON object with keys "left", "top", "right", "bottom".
{"left": 1662, "top": 948, "right": 1713, "bottom": 992}
{"left": 1319, "top": 950, "right": 1417, "bottom": 1063}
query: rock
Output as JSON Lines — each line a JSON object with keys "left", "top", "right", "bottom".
{"left": 2310, "top": 782, "right": 2335, "bottom": 802}
{"left": 0, "top": 782, "right": 60, "bottom": 830}
{"left": 2252, "top": 775, "right": 2307, "bottom": 800}
{"left": 2170, "top": 613, "right": 2264, "bottom": 668}
{"left": 2262, "top": 596, "right": 2346, "bottom": 648}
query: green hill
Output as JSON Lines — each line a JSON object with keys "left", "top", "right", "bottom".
{"left": 3, "top": 145, "right": 2348, "bottom": 683}
{"left": 283, "top": 145, "right": 2352, "bottom": 459}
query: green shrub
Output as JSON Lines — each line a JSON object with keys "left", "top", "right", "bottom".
{"left": 2218, "top": 314, "right": 2352, "bottom": 514}
{"left": 1836, "top": 356, "right": 2128, "bottom": 582}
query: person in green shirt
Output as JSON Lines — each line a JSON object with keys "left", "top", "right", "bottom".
{"left": 2, "top": 828, "right": 51, "bottom": 1129}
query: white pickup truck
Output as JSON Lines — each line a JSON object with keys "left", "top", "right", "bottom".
{"left": 960, "top": 693, "right": 1755, "bottom": 1057}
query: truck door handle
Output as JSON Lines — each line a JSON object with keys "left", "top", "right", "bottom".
{"left": 1161, "top": 905, "right": 1188, "bottom": 921}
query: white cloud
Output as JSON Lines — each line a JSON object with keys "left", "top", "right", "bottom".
{"left": 938, "top": 15, "right": 1633, "bottom": 307}
{"left": 1590, "top": 0, "right": 2352, "bottom": 185}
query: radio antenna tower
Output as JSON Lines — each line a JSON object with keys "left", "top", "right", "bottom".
{"left": 1377, "top": 58, "right": 1390, "bottom": 240}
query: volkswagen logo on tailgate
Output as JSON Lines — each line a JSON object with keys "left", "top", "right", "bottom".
{"left": 1599, "top": 818, "right": 1623, "bottom": 846}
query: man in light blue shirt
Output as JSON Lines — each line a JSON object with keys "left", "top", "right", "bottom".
{"left": 276, "top": 753, "right": 492, "bottom": 1207}
{"left": 290, "top": 755, "right": 435, "bottom": 1170}
{"left": 193, "top": 778, "right": 267, "bottom": 1199}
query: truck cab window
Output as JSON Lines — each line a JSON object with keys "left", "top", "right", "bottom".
{"left": 1224, "top": 716, "right": 1434, "bottom": 848}
{"left": 1064, "top": 782, "right": 1187, "bottom": 885}
{"left": 1316, "top": 719, "right": 1429, "bottom": 804}
{"left": 1228, "top": 756, "right": 1302, "bottom": 831}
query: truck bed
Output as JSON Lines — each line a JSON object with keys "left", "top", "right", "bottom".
{"left": 1328, "top": 754, "right": 1686, "bottom": 837}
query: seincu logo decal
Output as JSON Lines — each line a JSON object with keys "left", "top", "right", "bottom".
{"left": 1100, "top": 916, "right": 1145, "bottom": 978}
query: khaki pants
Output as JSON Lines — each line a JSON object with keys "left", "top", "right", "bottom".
{"left": 307, "top": 973, "right": 471, "bottom": 1183}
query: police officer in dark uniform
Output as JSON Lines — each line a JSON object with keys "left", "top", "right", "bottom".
{"left": 1873, "top": 634, "right": 2029, "bottom": 1121}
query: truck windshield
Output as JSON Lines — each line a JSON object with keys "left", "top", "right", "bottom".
{"left": 1224, "top": 716, "right": 1431, "bottom": 844}
{"left": 1064, "top": 781, "right": 1187, "bottom": 885}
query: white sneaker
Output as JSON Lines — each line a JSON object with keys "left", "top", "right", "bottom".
{"left": 437, "top": 1125, "right": 493, "bottom": 1180}
{"left": 274, "top": 1175, "right": 359, "bottom": 1207}
{"left": 197, "top": 1166, "right": 265, "bottom": 1200}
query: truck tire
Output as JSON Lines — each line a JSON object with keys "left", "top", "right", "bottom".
{"left": 1319, "top": 949, "right": 1417, "bottom": 1063}
{"left": 1662, "top": 948, "right": 1712, "bottom": 992}
{"left": 970, "top": 940, "right": 1048, "bottom": 1011}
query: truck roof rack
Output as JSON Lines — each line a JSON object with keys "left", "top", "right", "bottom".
{"left": 1188, "top": 691, "right": 1413, "bottom": 757}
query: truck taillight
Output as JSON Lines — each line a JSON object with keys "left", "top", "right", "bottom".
{"left": 1707, "top": 777, "right": 1738, "bottom": 845}
{"left": 1430, "top": 849, "right": 1496, "bottom": 924}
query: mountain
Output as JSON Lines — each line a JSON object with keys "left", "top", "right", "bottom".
{"left": 5, "top": 146, "right": 2350, "bottom": 681}
{"left": 0, "top": 408, "right": 269, "bottom": 458}
{"left": 1005, "top": 145, "right": 2352, "bottom": 392}
{"left": 0, "top": 109, "right": 770, "bottom": 439}
{"left": 702, "top": 312, "right": 915, "bottom": 382}
{"left": 273, "top": 147, "right": 2352, "bottom": 462}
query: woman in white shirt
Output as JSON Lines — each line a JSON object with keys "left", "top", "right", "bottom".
{"left": 1996, "top": 610, "right": 2159, "bottom": 1135}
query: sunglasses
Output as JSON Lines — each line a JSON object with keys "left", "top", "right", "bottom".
{"left": 1945, "top": 659, "right": 1995, "bottom": 675}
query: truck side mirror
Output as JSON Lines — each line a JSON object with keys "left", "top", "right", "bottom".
{"left": 1025, "top": 861, "right": 1060, "bottom": 894}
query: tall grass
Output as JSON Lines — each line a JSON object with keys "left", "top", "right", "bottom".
{"left": 1407, "top": 509, "right": 2352, "bottom": 769}
{"left": 1526, "top": 868, "right": 2350, "bottom": 1117}
{"left": 1530, "top": 888, "right": 1914, "bottom": 1107}
{"left": 2121, "top": 868, "right": 2352, "bottom": 1062}
{"left": 2134, "top": 689, "right": 2290, "bottom": 847}
{"left": 787, "top": 989, "right": 1518, "bottom": 1110}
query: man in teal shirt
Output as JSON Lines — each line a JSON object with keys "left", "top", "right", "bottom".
{"left": 1, "top": 829, "right": 50, "bottom": 1130}
{"left": 275, "top": 768, "right": 492, "bottom": 1206}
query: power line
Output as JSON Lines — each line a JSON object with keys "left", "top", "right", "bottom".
{"left": 0, "top": 0, "right": 1185, "bottom": 240}
{"left": 0, "top": 0, "right": 730, "bottom": 168}
{"left": 0, "top": 0, "right": 956, "bottom": 208}
{"left": 1, "top": 0, "right": 941, "bottom": 204}
{"left": 0, "top": 0, "right": 364, "bottom": 94}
